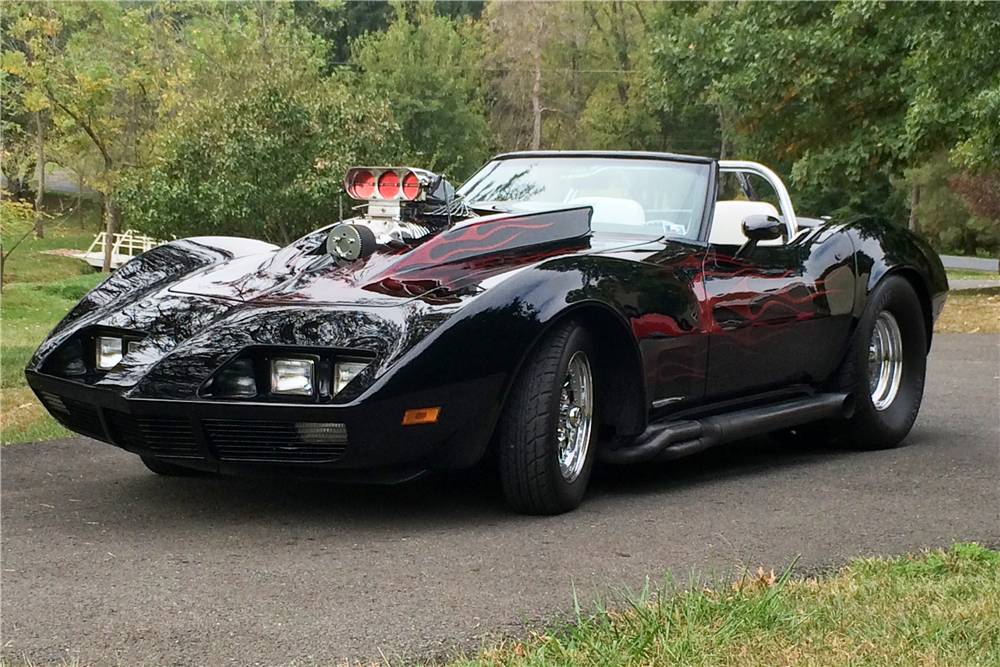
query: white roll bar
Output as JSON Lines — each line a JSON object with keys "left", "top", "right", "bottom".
{"left": 719, "top": 160, "right": 798, "bottom": 240}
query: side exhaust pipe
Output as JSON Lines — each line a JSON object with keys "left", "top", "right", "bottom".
{"left": 600, "top": 392, "right": 854, "bottom": 465}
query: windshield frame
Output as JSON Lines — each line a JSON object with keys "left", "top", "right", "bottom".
{"left": 458, "top": 151, "right": 718, "bottom": 243}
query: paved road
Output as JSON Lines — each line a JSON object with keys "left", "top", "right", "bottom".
{"left": 3, "top": 334, "right": 998, "bottom": 666}
{"left": 941, "top": 254, "right": 998, "bottom": 273}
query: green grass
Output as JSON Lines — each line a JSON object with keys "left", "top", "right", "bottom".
{"left": 1, "top": 274, "right": 105, "bottom": 444}
{"left": 946, "top": 268, "right": 999, "bottom": 281}
{"left": 451, "top": 543, "right": 1000, "bottom": 667}
{"left": 2, "top": 211, "right": 107, "bottom": 444}
{"left": 1, "top": 223, "right": 97, "bottom": 286}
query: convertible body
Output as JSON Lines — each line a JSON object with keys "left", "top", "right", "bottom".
{"left": 26, "top": 151, "right": 948, "bottom": 512}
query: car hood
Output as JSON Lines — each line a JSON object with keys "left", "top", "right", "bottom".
{"left": 168, "top": 207, "right": 643, "bottom": 305}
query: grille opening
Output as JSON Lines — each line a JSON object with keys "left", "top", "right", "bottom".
{"left": 105, "top": 410, "right": 199, "bottom": 458}
{"left": 205, "top": 419, "right": 347, "bottom": 463}
{"left": 38, "top": 391, "right": 105, "bottom": 441}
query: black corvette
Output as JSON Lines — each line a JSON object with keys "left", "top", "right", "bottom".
{"left": 26, "top": 151, "right": 948, "bottom": 514}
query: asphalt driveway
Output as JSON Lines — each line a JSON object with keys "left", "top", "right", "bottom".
{"left": 2, "top": 333, "right": 997, "bottom": 666}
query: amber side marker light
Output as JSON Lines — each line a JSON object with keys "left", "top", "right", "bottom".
{"left": 402, "top": 407, "right": 441, "bottom": 426}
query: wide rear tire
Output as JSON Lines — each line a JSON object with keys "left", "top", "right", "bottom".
{"left": 830, "top": 275, "right": 927, "bottom": 450}
{"left": 496, "top": 320, "right": 598, "bottom": 515}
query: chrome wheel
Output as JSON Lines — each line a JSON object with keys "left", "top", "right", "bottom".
{"left": 556, "top": 351, "right": 593, "bottom": 483}
{"left": 868, "top": 311, "right": 903, "bottom": 411}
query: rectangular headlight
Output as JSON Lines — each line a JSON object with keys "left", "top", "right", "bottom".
{"left": 333, "top": 361, "right": 368, "bottom": 395}
{"left": 270, "top": 358, "right": 315, "bottom": 396}
{"left": 95, "top": 336, "right": 123, "bottom": 370}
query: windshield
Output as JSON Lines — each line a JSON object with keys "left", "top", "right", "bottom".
{"left": 458, "top": 156, "right": 712, "bottom": 240}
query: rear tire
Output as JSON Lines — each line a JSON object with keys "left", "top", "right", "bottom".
{"left": 140, "top": 455, "right": 211, "bottom": 477}
{"left": 496, "top": 320, "right": 597, "bottom": 515}
{"left": 830, "top": 276, "right": 927, "bottom": 450}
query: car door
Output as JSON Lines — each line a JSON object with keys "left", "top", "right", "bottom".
{"left": 700, "top": 164, "right": 856, "bottom": 400}
{"left": 701, "top": 232, "right": 856, "bottom": 399}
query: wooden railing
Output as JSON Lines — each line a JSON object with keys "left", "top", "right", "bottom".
{"left": 82, "top": 230, "right": 164, "bottom": 268}
{"left": 86, "top": 230, "right": 161, "bottom": 258}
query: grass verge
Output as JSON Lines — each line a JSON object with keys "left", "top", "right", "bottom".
{"left": 1, "top": 212, "right": 99, "bottom": 286}
{"left": 1, "top": 274, "right": 105, "bottom": 444}
{"left": 946, "top": 268, "right": 999, "bottom": 281}
{"left": 453, "top": 543, "right": 1000, "bottom": 667}
{"left": 934, "top": 286, "right": 1000, "bottom": 334}
{"left": 2, "top": 214, "right": 105, "bottom": 443}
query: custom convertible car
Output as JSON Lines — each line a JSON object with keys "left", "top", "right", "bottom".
{"left": 26, "top": 151, "right": 948, "bottom": 514}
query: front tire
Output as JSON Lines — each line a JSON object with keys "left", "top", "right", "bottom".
{"left": 831, "top": 276, "right": 927, "bottom": 450}
{"left": 496, "top": 320, "right": 597, "bottom": 515}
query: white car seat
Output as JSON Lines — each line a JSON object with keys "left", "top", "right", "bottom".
{"left": 709, "top": 200, "right": 783, "bottom": 246}
{"left": 568, "top": 197, "right": 646, "bottom": 227}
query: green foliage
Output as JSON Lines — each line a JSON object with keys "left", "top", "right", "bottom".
{"left": 954, "top": 77, "right": 1000, "bottom": 173}
{"left": 352, "top": 1, "right": 487, "bottom": 181}
{"left": 293, "top": 0, "right": 394, "bottom": 72}
{"left": 903, "top": 154, "right": 1000, "bottom": 256}
{"left": 646, "top": 1, "right": 1000, "bottom": 226}
{"left": 0, "top": 193, "right": 35, "bottom": 237}
{"left": 2, "top": 0, "right": 997, "bottom": 256}
{"left": 118, "top": 84, "right": 401, "bottom": 244}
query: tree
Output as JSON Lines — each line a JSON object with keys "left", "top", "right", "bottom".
{"left": 0, "top": 190, "right": 45, "bottom": 288}
{"left": 902, "top": 153, "right": 1000, "bottom": 256}
{"left": 646, "top": 1, "right": 1000, "bottom": 224}
{"left": 1, "top": 2, "right": 60, "bottom": 238}
{"left": 118, "top": 83, "right": 402, "bottom": 244}
{"left": 577, "top": 1, "right": 679, "bottom": 152}
{"left": 0, "top": 66, "right": 36, "bottom": 203}
{"left": 352, "top": 1, "right": 487, "bottom": 180}
{"left": 482, "top": 1, "right": 590, "bottom": 151}
{"left": 2, "top": 1, "right": 181, "bottom": 270}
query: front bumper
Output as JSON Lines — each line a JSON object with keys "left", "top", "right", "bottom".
{"left": 26, "top": 370, "right": 505, "bottom": 477}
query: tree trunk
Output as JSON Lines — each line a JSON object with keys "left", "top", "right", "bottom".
{"left": 102, "top": 195, "right": 118, "bottom": 273}
{"left": 531, "top": 23, "right": 542, "bottom": 151}
{"left": 908, "top": 184, "right": 920, "bottom": 232}
{"left": 78, "top": 171, "right": 85, "bottom": 229}
{"left": 34, "top": 111, "right": 45, "bottom": 239}
{"left": 613, "top": 0, "right": 629, "bottom": 106}
{"left": 718, "top": 107, "right": 729, "bottom": 160}
{"left": 256, "top": 0, "right": 269, "bottom": 57}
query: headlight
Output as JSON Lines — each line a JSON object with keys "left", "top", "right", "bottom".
{"left": 207, "top": 358, "right": 258, "bottom": 398}
{"left": 333, "top": 361, "right": 368, "bottom": 394}
{"left": 270, "top": 358, "right": 315, "bottom": 396}
{"left": 95, "top": 336, "right": 123, "bottom": 370}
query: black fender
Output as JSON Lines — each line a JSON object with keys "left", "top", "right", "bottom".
{"left": 27, "top": 237, "right": 278, "bottom": 372}
{"left": 845, "top": 219, "right": 948, "bottom": 351}
{"left": 355, "top": 254, "right": 649, "bottom": 468}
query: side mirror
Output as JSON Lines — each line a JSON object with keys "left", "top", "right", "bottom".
{"left": 737, "top": 214, "right": 784, "bottom": 257}
{"left": 741, "top": 214, "right": 784, "bottom": 242}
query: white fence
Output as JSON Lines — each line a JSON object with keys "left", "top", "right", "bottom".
{"left": 79, "top": 230, "right": 163, "bottom": 269}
